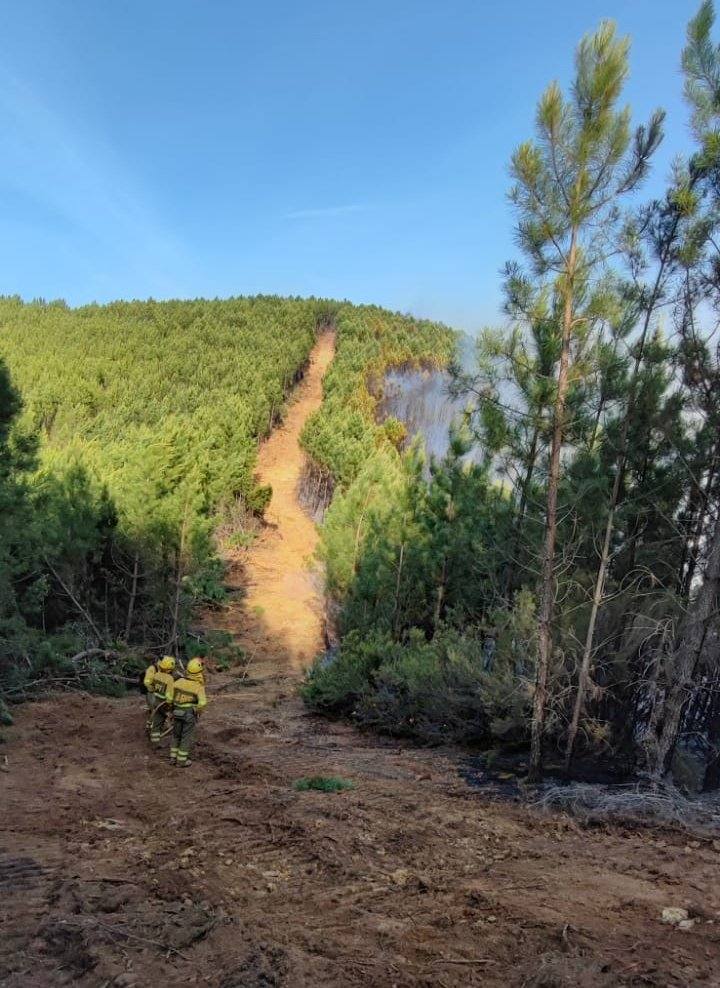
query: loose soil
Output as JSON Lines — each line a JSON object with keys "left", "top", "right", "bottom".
{"left": 204, "top": 329, "right": 334, "bottom": 671}
{"left": 2, "top": 335, "right": 720, "bottom": 987}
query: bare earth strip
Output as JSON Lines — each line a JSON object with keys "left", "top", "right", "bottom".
{"left": 206, "top": 329, "right": 335, "bottom": 671}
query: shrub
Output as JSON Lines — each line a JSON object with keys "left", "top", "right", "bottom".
{"left": 293, "top": 776, "right": 355, "bottom": 792}
{"left": 303, "top": 617, "right": 535, "bottom": 747}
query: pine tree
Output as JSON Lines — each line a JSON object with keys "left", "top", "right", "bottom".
{"left": 564, "top": 180, "right": 697, "bottom": 770}
{"left": 644, "top": 0, "right": 720, "bottom": 779}
{"left": 509, "top": 21, "right": 664, "bottom": 779}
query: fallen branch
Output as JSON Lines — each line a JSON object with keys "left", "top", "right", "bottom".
{"left": 43, "top": 558, "right": 103, "bottom": 641}
{"left": 91, "top": 921, "right": 192, "bottom": 961}
{"left": 72, "top": 876, "right": 140, "bottom": 885}
{"left": 69, "top": 648, "right": 120, "bottom": 663}
{"left": 433, "top": 958, "right": 495, "bottom": 966}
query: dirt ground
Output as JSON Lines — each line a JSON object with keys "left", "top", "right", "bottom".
{"left": 2, "top": 335, "right": 720, "bottom": 987}
{"left": 220, "top": 330, "right": 333, "bottom": 669}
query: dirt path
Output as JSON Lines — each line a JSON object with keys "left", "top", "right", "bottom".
{"left": 2, "top": 331, "right": 720, "bottom": 986}
{"left": 3, "top": 691, "right": 720, "bottom": 987}
{"left": 206, "top": 330, "right": 334, "bottom": 671}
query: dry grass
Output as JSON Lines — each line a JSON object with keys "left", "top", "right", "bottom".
{"left": 533, "top": 780, "right": 720, "bottom": 834}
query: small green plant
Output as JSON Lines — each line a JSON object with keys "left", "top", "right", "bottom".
{"left": 293, "top": 775, "right": 355, "bottom": 793}
{"left": 247, "top": 483, "right": 273, "bottom": 515}
{"left": 226, "top": 530, "right": 257, "bottom": 550}
{"left": 182, "top": 630, "right": 247, "bottom": 672}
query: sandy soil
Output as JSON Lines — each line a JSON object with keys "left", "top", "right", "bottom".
{"left": 204, "top": 329, "right": 334, "bottom": 671}
{"left": 2, "top": 333, "right": 720, "bottom": 987}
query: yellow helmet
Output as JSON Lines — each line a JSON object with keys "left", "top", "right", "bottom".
{"left": 187, "top": 657, "right": 204, "bottom": 676}
{"left": 159, "top": 656, "right": 176, "bottom": 672}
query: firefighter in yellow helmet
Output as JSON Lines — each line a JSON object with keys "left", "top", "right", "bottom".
{"left": 144, "top": 655, "right": 176, "bottom": 746}
{"left": 142, "top": 656, "right": 159, "bottom": 716}
{"left": 170, "top": 657, "right": 207, "bottom": 767}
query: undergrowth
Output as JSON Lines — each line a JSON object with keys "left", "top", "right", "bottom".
{"left": 293, "top": 776, "right": 355, "bottom": 793}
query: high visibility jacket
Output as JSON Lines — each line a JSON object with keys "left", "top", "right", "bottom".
{"left": 150, "top": 670, "right": 175, "bottom": 701}
{"left": 143, "top": 664, "right": 157, "bottom": 692}
{"left": 171, "top": 676, "right": 207, "bottom": 712}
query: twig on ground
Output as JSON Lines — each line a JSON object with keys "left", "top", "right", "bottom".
{"left": 433, "top": 958, "right": 496, "bottom": 965}
{"left": 91, "top": 921, "right": 192, "bottom": 961}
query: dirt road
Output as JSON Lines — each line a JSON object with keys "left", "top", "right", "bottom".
{"left": 3, "top": 684, "right": 720, "bottom": 986}
{"left": 2, "top": 332, "right": 720, "bottom": 986}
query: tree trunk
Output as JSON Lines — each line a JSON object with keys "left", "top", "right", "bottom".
{"left": 168, "top": 509, "right": 189, "bottom": 656}
{"left": 702, "top": 698, "right": 720, "bottom": 792}
{"left": 433, "top": 555, "right": 448, "bottom": 633}
{"left": 124, "top": 552, "right": 140, "bottom": 642}
{"left": 681, "top": 448, "right": 718, "bottom": 597}
{"left": 393, "top": 542, "right": 406, "bottom": 636}
{"left": 504, "top": 423, "right": 540, "bottom": 600}
{"left": 564, "top": 266, "right": 670, "bottom": 771}
{"left": 44, "top": 557, "right": 103, "bottom": 642}
{"left": 528, "top": 237, "right": 576, "bottom": 782}
{"left": 647, "top": 506, "right": 720, "bottom": 778}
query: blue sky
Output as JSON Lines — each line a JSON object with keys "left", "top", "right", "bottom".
{"left": 0, "top": 0, "right": 697, "bottom": 331}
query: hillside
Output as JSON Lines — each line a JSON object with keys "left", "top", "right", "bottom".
{"left": 2, "top": 331, "right": 718, "bottom": 987}
{"left": 0, "top": 296, "right": 451, "bottom": 697}
{"left": 6, "top": 4, "right": 720, "bottom": 986}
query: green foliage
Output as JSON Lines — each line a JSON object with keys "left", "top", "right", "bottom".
{"left": 303, "top": 615, "right": 535, "bottom": 746}
{"left": 293, "top": 776, "right": 355, "bottom": 792}
{"left": 321, "top": 430, "right": 513, "bottom": 641}
{"left": 304, "top": 12, "right": 720, "bottom": 787}
{"left": 305, "top": 434, "right": 529, "bottom": 744}
{"left": 301, "top": 304, "right": 454, "bottom": 488}
{"left": 0, "top": 296, "right": 322, "bottom": 694}
{"left": 1, "top": 295, "right": 318, "bottom": 529}
{"left": 225, "top": 530, "right": 257, "bottom": 550}
{"left": 184, "top": 629, "right": 247, "bottom": 671}
{"left": 246, "top": 484, "right": 273, "bottom": 515}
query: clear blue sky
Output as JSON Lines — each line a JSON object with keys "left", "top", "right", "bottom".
{"left": 0, "top": 0, "right": 697, "bottom": 331}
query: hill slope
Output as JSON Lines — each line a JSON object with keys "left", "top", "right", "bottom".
{"left": 2, "top": 300, "right": 718, "bottom": 987}
{"left": 0, "top": 296, "right": 452, "bottom": 691}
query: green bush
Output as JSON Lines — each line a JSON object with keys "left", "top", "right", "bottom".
{"left": 182, "top": 629, "right": 247, "bottom": 671}
{"left": 246, "top": 484, "right": 273, "bottom": 515}
{"left": 303, "top": 613, "right": 535, "bottom": 747}
{"left": 293, "top": 776, "right": 355, "bottom": 792}
{"left": 301, "top": 629, "right": 403, "bottom": 714}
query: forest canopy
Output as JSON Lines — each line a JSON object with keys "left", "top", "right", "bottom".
{"left": 0, "top": 295, "right": 453, "bottom": 700}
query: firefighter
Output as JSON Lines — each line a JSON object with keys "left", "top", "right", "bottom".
{"left": 142, "top": 657, "right": 159, "bottom": 717}
{"left": 170, "top": 657, "right": 207, "bottom": 767}
{"left": 145, "top": 655, "right": 176, "bottom": 746}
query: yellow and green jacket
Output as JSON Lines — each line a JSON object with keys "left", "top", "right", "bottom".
{"left": 171, "top": 676, "right": 207, "bottom": 712}
{"left": 143, "top": 663, "right": 157, "bottom": 692}
{"left": 147, "top": 668, "right": 175, "bottom": 701}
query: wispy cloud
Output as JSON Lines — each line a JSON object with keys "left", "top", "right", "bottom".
{"left": 0, "top": 69, "right": 195, "bottom": 299}
{"left": 284, "top": 203, "right": 368, "bottom": 221}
